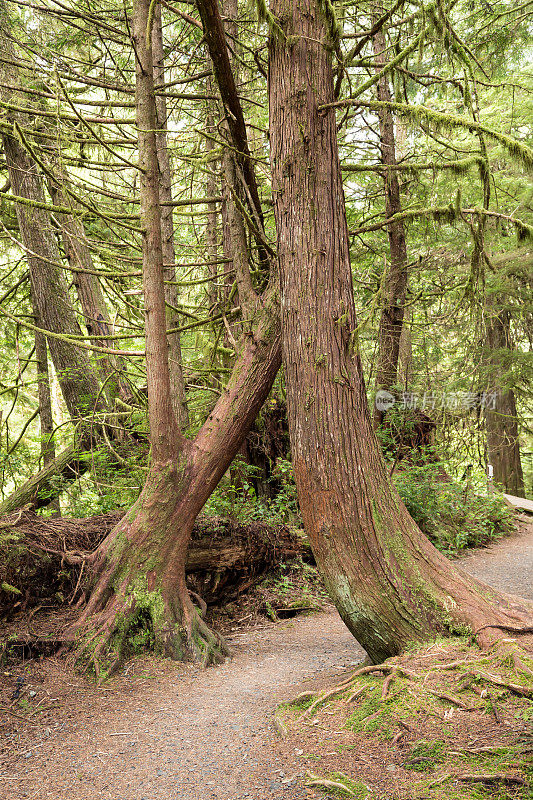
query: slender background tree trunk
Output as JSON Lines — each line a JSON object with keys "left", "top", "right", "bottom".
{"left": 372, "top": 17, "right": 409, "bottom": 428}
{"left": 152, "top": 4, "right": 189, "bottom": 429}
{"left": 485, "top": 304, "right": 525, "bottom": 496}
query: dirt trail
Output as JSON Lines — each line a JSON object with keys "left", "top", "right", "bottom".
{"left": 1, "top": 613, "right": 364, "bottom": 800}
{"left": 458, "top": 515, "right": 533, "bottom": 600}
{"left": 2, "top": 518, "right": 531, "bottom": 800}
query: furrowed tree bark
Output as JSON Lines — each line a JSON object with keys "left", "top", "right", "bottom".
{"left": 72, "top": 285, "right": 281, "bottom": 676}
{"left": 217, "top": 0, "right": 243, "bottom": 372}
{"left": 205, "top": 107, "right": 220, "bottom": 317}
{"left": 269, "top": 0, "right": 532, "bottom": 663}
{"left": 196, "top": 0, "right": 269, "bottom": 274}
{"left": 371, "top": 18, "right": 408, "bottom": 428}
{"left": 152, "top": 4, "right": 189, "bottom": 429}
{"left": 69, "top": 0, "right": 281, "bottom": 677}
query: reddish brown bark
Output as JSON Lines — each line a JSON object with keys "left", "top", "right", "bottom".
{"left": 152, "top": 5, "right": 189, "bottom": 429}
{"left": 70, "top": 0, "right": 281, "bottom": 676}
{"left": 195, "top": 0, "right": 264, "bottom": 230}
{"left": 73, "top": 284, "right": 280, "bottom": 675}
{"left": 269, "top": 0, "right": 532, "bottom": 663}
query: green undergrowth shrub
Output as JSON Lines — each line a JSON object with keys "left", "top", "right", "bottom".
{"left": 205, "top": 454, "right": 514, "bottom": 556}
{"left": 204, "top": 456, "right": 300, "bottom": 525}
{"left": 65, "top": 445, "right": 148, "bottom": 516}
{"left": 257, "top": 557, "right": 329, "bottom": 617}
{"left": 392, "top": 461, "right": 515, "bottom": 555}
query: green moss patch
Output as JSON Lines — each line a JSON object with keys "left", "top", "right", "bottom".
{"left": 274, "top": 639, "right": 533, "bottom": 800}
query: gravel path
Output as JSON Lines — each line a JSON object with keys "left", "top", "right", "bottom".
{"left": 458, "top": 516, "right": 533, "bottom": 599}
{"left": 4, "top": 518, "right": 532, "bottom": 800}
{"left": 3, "top": 613, "right": 364, "bottom": 800}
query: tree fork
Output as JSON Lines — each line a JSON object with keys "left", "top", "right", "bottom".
{"left": 68, "top": 0, "right": 281, "bottom": 676}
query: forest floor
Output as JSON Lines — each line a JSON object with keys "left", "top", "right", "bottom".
{"left": 0, "top": 516, "right": 531, "bottom": 800}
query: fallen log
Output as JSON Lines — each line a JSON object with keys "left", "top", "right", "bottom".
{"left": 0, "top": 510, "right": 309, "bottom": 614}
{"left": 0, "top": 443, "right": 90, "bottom": 517}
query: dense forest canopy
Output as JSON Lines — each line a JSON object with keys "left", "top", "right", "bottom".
{"left": 0, "top": 0, "right": 530, "bottom": 509}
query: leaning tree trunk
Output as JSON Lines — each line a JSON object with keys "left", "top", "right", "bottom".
{"left": 484, "top": 304, "right": 525, "bottom": 497}
{"left": 371, "top": 19, "right": 409, "bottom": 428}
{"left": 70, "top": 0, "right": 282, "bottom": 677}
{"left": 72, "top": 287, "right": 280, "bottom": 676}
{"left": 269, "top": 0, "right": 532, "bottom": 663}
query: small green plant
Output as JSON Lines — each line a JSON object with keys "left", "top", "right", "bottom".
{"left": 404, "top": 739, "right": 447, "bottom": 772}
{"left": 392, "top": 461, "right": 514, "bottom": 555}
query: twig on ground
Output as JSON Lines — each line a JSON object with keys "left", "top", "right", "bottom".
{"left": 425, "top": 689, "right": 476, "bottom": 710}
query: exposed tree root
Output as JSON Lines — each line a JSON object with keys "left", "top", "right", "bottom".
{"left": 456, "top": 773, "right": 526, "bottom": 785}
{"left": 425, "top": 689, "right": 476, "bottom": 710}
{"left": 476, "top": 623, "right": 533, "bottom": 635}
{"left": 279, "top": 640, "right": 533, "bottom": 800}
{"left": 473, "top": 669, "right": 533, "bottom": 698}
{"left": 69, "top": 579, "right": 229, "bottom": 681}
{"left": 345, "top": 686, "right": 365, "bottom": 704}
{"left": 381, "top": 672, "right": 395, "bottom": 700}
{"left": 290, "top": 642, "right": 533, "bottom": 725}
{"left": 72, "top": 614, "right": 228, "bottom": 681}
{"left": 305, "top": 773, "right": 359, "bottom": 796}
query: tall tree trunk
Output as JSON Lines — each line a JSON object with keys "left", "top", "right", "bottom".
{"left": 34, "top": 325, "right": 61, "bottom": 514}
{"left": 0, "top": 4, "right": 102, "bottom": 423}
{"left": 46, "top": 175, "right": 127, "bottom": 405}
{"left": 70, "top": 0, "right": 281, "bottom": 677}
{"left": 34, "top": 329, "right": 55, "bottom": 471}
{"left": 484, "top": 305, "right": 525, "bottom": 497}
{"left": 152, "top": 4, "right": 189, "bottom": 429}
{"left": 269, "top": 0, "right": 532, "bottom": 663}
{"left": 371, "top": 19, "right": 409, "bottom": 428}
{"left": 205, "top": 105, "right": 220, "bottom": 317}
